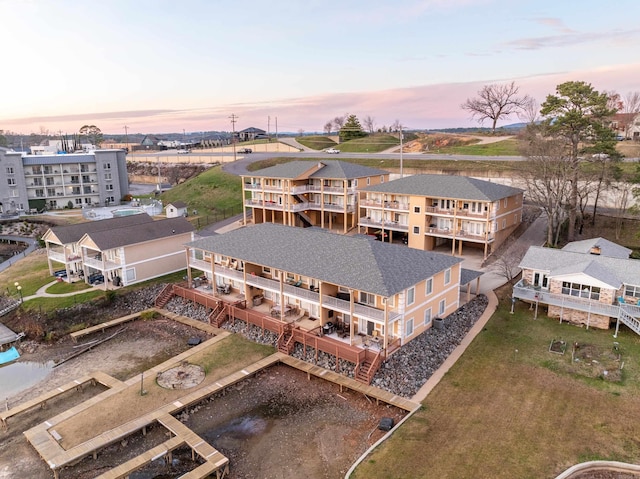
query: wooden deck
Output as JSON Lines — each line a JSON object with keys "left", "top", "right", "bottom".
{"left": 0, "top": 371, "right": 122, "bottom": 429}
{"left": 278, "top": 355, "right": 420, "bottom": 412}
{"left": 0, "top": 321, "right": 20, "bottom": 347}
{"left": 69, "top": 309, "right": 155, "bottom": 343}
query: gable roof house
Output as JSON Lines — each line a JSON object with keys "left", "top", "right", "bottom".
{"left": 181, "top": 223, "right": 465, "bottom": 383}
{"left": 360, "top": 174, "right": 524, "bottom": 259}
{"left": 237, "top": 127, "right": 266, "bottom": 142}
{"left": 165, "top": 201, "right": 188, "bottom": 218}
{"left": 241, "top": 160, "right": 389, "bottom": 234}
{"left": 43, "top": 214, "right": 194, "bottom": 288}
{"left": 513, "top": 237, "right": 640, "bottom": 335}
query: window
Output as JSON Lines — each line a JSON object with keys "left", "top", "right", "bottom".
{"left": 75, "top": 198, "right": 82, "bottom": 205}
{"left": 561, "top": 282, "right": 600, "bottom": 300}
{"left": 406, "top": 287, "right": 415, "bottom": 306}
{"left": 360, "top": 292, "right": 376, "bottom": 305}
{"left": 47, "top": 188, "right": 56, "bottom": 196}
{"left": 414, "top": 206, "right": 420, "bottom": 213}
{"left": 104, "top": 173, "right": 112, "bottom": 180}
{"left": 504, "top": 198, "right": 508, "bottom": 208}
{"left": 424, "top": 308, "right": 432, "bottom": 326}
{"left": 625, "top": 285, "right": 640, "bottom": 299}
{"left": 380, "top": 175, "right": 385, "bottom": 183}
{"left": 106, "top": 184, "right": 114, "bottom": 191}
{"left": 413, "top": 226, "right": 420, "bottom": 235}
{"left": 70, "top": 175, "right": 79, "bottom": 183}
{"left": 125, "top": 268, "right": 136, "bottom": 281}
{"left": 502, "top": 219, "right": 507, "bottom": 229}
{"left": 366, "top": 177, "right": 371, "bottom": 185}
{"left": 262, "top": 266, "right": 271, "bottom": 274}
{"left": 533, "top": 272, "right": 548, "bottom": 289}
{"left": 444, "top": 268, "right": 451, "bottom": 285}
{"left": 354, "top": 179, "right": 358, "bottom": 187}
{"left": 405, "top": 317, "right": 414, "bottom": 337}
{"left": 7, "top": 178, "right": 15, "bottom": 185}
{"left": 35, "top": 189, "right": 44, "bottom": 197}
{"left": 439, "top": 299, "right": 446, "bottom": 315}
{"left": 425, "top": 278, "right": 433, "bottom": 295}
{"left": 104, "top": 163, "right": 111, "bottom": 170}
{"left": 6, "top": 167, "right": 14, "bottom": 174}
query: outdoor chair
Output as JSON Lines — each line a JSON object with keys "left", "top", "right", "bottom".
{"left": 618, "top": 296, "right": 626, "bottom": 305}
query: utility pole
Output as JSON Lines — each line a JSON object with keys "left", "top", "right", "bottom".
{"left": 275, "top": 117, "right": 278, "bottom": 151}
{"left": 229, "top": 113, "right": 238, "bottom": 161}
{"left": 399, "top": 124, "right": 404, "bottom": 178}
{"left": 123, "top": 125, "right": 129, "bottom": 153}
{"left": 268, "top": 116, "right": 271, "bottom": 142}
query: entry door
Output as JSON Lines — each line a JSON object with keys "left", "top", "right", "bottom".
{"left": 533, "top": 272, "right": 548, "bottom": 289}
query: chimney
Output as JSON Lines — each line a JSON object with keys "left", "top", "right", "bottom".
{"left": 590, "top": 246, "right": 601, "bottom": 255}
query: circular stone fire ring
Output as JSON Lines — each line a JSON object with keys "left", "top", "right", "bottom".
{"left": 157, "top": 363, "right": 205, "bottom": 389}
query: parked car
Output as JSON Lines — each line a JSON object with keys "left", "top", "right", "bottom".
{"left": 177, "top": 149, "right": 190, "bottom": 154}
{"left": 238, "top": 148, "right": 252, "bottom": 154}
{"left": 54, "top": 269, "right": 67, "bottom": 278}
{"left": 324, "top": 148, "right": 340, "bottom": 154}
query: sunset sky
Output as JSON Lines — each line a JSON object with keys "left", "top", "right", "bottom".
{"left": 1, "top": 0, "right": 639, "bottom": 135}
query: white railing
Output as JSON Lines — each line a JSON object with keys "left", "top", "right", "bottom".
{"left": 48, "top": 250, "right": 66, "bottom": 262}
{"left": 189, "top": 258, "right": 211, "bottom": 271}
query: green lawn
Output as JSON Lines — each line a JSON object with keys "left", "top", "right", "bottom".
{"left": 352, "top": 291, "right": 640, "bottom": 479}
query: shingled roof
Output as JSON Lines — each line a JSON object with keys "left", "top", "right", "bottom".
{"left": 82, "top": 217, "right": 193, "bottom": 250}
{"left": 519, "top": 245, "right": 640, "bottom": 288}
{"left": 186, "top": 223, "right": 462, "bottom": 296}
{"left": 244, "top": 160, "right": 387, "bottom": 180}
{"left": 362, "top": 174, "right": 523, "bottom": 201}
{"left": 561, "top": 237, "right": 631, "bottom": 259}
{"left": 46, "top": 214, "right": 155, "bottom": 244}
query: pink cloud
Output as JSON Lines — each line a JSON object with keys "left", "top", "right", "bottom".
{"left": 3, "top": 63, "right": 640, "bottom": 135}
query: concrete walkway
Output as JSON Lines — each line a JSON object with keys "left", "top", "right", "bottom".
{"left": 0, "top": 236, "right": 38, "bottom": 273}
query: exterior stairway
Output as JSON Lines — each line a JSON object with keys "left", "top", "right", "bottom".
{"left": 154, "top": 284, "right": 175, "bottom": 308}
{"left": 296, "top": 211, "right": 313, "bottom": 227}
{"left": 277, "top": 323, "right": 295, "bottom": 354}
{"left": 355, "top": 350, "right": 382, "bottom": 384}
{"left": 208, "top": 302, "right": 228, "bottom": 327}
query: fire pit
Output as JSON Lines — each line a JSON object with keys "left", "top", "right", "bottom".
{"left": 156, "top": 363, "right": 205, "bottom": 389}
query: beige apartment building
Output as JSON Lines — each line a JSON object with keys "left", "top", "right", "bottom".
{"left": 241, "top": 160, "right": 389, "bottom": 233}
{"left": 359, "top": 174, "right": 524, "bottom": 258}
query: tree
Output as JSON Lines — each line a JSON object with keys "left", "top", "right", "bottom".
{"left": 519, "top": 125, "right": 572, "bottom": 247}
{"left": 518, "top": 98, "right": 539, "bottom": 125}
{"left": 0, "top": 130, "right": 7, "bottom": 147}
{"left": 540, "top": 81, "right": 618, "bottom": 241}
{"left": 323, "top": 121, "right": 333, "bottom": 135}
{"left": 339, "top": 114, "right": 367, "bottom": 142}
{"left": 461, "top": 81, "right": 532, "bottom": 133}
{"left": 362, "top": 115, "right": 376, "bottom": 134}
{"left": 79, "top": 124, "right": 103, "bottom": 147}
{"left": 332, "top": 115, "right": 346, "bottom": 132}
{"left": 621, "top": 91, "right": 640, "bottom": 139}
{"left": 390, "top": 119, "right": 402, "bottom": 132}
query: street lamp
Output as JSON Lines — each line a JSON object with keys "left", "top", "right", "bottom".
{"left": 14, "top": 282, "right": 23, "bottom": 303}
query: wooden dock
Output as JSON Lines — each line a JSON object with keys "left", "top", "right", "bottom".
{"left": 278, "top": 354, "right": 420, "bottom": 412}
{"left": 69, "top": 310, "right": 153, "bottom": 343}
{"left": 1, "top": 371, "right": 122, "bottom": 429}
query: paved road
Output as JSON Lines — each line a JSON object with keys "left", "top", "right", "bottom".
{"left": 0, "top": 236, "right": 38, "bottom": 273}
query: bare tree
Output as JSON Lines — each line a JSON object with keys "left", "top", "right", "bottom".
{"left": 323, "top": 121, "right": 333, "bottom": 135}
{"left": 332, "top": 115, "right": 346, "bottom": 132}
{"left": 362, "top": 115, "right": 376, "bottom": 134}
{"left": 611, "top": 182, "right": 634, "bottom": 240}
{"left": 461, "top": 81, "right": 532, "bottom": 133}
{"left": 493, "top": 240, "right": 528, "bottom": 284}
{"left": 519, "top": 126, "right": 572, "bottom": 246}
{"left": 518, "top": 98, "right": 539, "bottom": 125}
{"left": 390, "top": 119, "right": 402, "bottom": 132}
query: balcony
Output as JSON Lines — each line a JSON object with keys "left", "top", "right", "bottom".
{"left": 82, "top": 255, "right": 122, "bottom": 270}
{"left": 244, "top": 182, "right": 262, "bottom": 191}
{"left": 360, "top": 217, "right": 408, "bottom": 232}
{"left": 427, "top": 227, "right": 494, "bottom": 242}
{"left": 48, "top": 250, "right": 66, "bottom": 263}
{"left": 426, "top": 206, "right": 489, "bottom": 219}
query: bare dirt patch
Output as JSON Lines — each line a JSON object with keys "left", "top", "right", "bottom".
{"left": 0, "top": 318, "right": 405, "bottom": 479}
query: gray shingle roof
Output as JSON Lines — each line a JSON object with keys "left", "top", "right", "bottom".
{"left": 244, "top": 160, "right": 387, "bottom": 180}
{"left": 85, "top": 217, "right": 194, "bottom": 250}
{"left": 519, "top": 245, "right": 640, "bottom": 287}
{"left": 362, "top": 174, "right": 523, "bottom": 201}
{"left": 561, "top": 237, "right": 631, "bottom": 259}
{"left": 167, "top": 201, "right": 187, "bottom": 209}
{"left": 186, "top": 223, "right": 462, "bottom": 296}
{"left": 48, "top": 214, "right": 155, "bottom": 244}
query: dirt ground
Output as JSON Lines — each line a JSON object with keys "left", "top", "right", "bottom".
{"left": 0, "top": 318, "right": 404, "bottom": 479}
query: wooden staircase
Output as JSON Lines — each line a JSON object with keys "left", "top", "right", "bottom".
{"left": 154, "top": 284, "right": 175, "bottom": 308}
{"left": 277, "top": 323, "right": 295, "bottom": 354}
{"left": 355, "top": 350, "right": 382, "bottom": 384}
{"left": 208, "top": 302, "right": 228, "bottom": 327}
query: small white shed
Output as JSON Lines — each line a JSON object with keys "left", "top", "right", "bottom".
{"left": 165, "top": 201, "right": 187, "bottom": 218}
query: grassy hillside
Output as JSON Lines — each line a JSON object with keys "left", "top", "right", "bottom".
{"left": 337, "top": 134, "right": 400, "bottom": 153}
{"left": 159, "top": 165, "right": 243, "bottom": 226}
{"left": 296, "top": 135, "right": 337, "bottom": 150}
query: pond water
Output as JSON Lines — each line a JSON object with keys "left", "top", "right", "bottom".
{"left": 0, "top": 360, "right": 54, "bottom": 400}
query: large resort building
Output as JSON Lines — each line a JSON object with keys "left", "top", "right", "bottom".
{"left": 0, "top": 147, "right": 128, "bottom": 214}
{"left": 241, "top": 160, "right": 389, "bottom": 234}
{"left": 359, "top": 174, "right": 524, "bottom": 258}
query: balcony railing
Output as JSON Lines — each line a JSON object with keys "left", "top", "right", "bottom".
{"left": 321, "top": 295, "right": 400, "bottom": 323}
{"left": 425, "top": 206, "right": 490, "bottom": 219}
{"left": 360, "top": 217, "right": 409, "bottom": 232}
{"left": 427, "top": 227, "right": 494, "bottom": 242}
{"left": 48, "top": 250, "right": 66, "bottom": 263}
{"left": 361, "top": 199, "right": 409, "bottom": 211}
{"left": 512, "top": 280, "right": 640, "bottom": 319}
{"left": 244, "top": 183, "right": 262, "bottom": 190}
{"left": 189, "top": 257, "right": 212, "bottom": 271}
{"left": 82, "top": 256, "right": 122, "bottom": 270}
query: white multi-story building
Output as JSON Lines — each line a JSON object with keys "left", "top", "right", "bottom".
{"left": 0, "top": 147, "right": 129, "bottom": 214}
